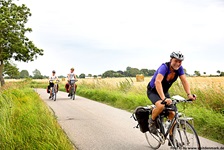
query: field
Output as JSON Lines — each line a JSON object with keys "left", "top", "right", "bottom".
{"left": 4, "top": 77, "right": 224, "bottom": 144}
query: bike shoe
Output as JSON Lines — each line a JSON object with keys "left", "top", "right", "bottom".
{"left": 148, "top": 118, "right": 157, "bottom": 134}
{"left": 49, "top": 96, "right": 51, "bottom": 99}
{"left": 68, "top": 94, "right": 70, "bottom": 97}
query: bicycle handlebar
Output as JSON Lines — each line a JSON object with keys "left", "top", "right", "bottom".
{"left": 69, "top": 79, "right": 78, "bottom": 82}
{"left": 161, "top": 99, "right": 193, "bottom": 106}
{"left": 161, "top": 94, "right": 195, "bottom": 105}
{"left": 49, "top": 80, "right": 60, "bottom": 83}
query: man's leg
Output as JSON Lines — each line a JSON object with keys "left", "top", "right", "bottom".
{"left": 152, "top": 100, "right": 165, "bottom": 120}
{"left": 49, "top": 87, "right": 52, "bottom": 98}
{"left": 148, "top": 100, "right": 165, "bottom": 133}
{"left": 168, "top": 111, "right": 175, "bottom": 146}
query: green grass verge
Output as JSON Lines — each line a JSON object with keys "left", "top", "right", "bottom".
{"left": 0, "top": 82, "right": 74, "bottom": 149}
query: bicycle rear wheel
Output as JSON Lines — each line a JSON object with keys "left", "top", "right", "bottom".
{"left": 145, "top": 131, "right": 162, "bottom": 149}
{"left": 173, "top": 120, "right": 201, "bottom": 149}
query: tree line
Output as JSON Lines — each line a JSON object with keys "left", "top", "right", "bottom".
{"left": 3, "top": 62, "right": 224, "bottom": 79}
{"left": 101, "top": 67, "right": 156, "bottom": 78}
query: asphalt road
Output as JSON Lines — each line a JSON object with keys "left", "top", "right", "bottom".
{"left": 36, "top": 89, "right": 224, "bottom": 150}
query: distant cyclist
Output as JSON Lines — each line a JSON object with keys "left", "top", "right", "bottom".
{"left": 48, "top": 70, "right": 58, "bottom": 98}
{"left": 67, "top": 67, "right": 77, "bottom": 96}
{"left": 147, "top": 51, "right": 196, "bottom": 135}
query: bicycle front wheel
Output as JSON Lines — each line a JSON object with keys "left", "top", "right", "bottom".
{"left": 145, "top": 131, "right": 162, "bottom": 149}
{"left": 54, "top": 86, "right": 57, "bottom": 101}
{"left": 54, "top": 91, "right": 56, "bottom": 101}
{"left": 173, "top": 120, "right": 201, "bottom": 149}
{"left": 70, "top": 87, "right": 75, "bottom": 100}
{"left": 72, "top": 93, "right": 75, "bottom": 100}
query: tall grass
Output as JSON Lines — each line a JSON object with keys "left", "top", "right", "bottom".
{"left": 0, "top": 81, "right": 74, "bottom": 149}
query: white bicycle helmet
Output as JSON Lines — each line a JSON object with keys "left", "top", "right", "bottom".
{"left": 170, "top": 51, "right": 184, "bottom": 61}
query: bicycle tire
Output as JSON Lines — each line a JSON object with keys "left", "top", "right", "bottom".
{"left": 73, "top": 86, "right": 76, "bottom": 100}
{"left": 145, "top": 131, "right": 162, "bottom": 149}
{"left": 54, "top": 85, "right": 57, "bottom": 101}
{"left": 173, "top": 120, "right": 201, "bottom": 149}
{"left": 51, "top": 88, "right": 54, "bottom": 100}
{"left": 54, "top": 90, "right": 56, "bottom": 101}
{"left": 71, "top": 88, "right": 74, "bottom": 100}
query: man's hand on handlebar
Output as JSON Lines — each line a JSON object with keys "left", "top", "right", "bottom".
{"left": 164, "top": 98, "right": 172, "bottom": 105}
{"left": 188, "top": 94, "right": 197, "bottom": 100}
{"left": 161, "top": 98, "right": 172, "bottom": 105}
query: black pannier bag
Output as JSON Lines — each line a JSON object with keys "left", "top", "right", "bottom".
{"left": 47, "top": 85, "right": 50, "bottom": 93}
{"left": 132, "top": 106, "right": 153, "bottom": 133}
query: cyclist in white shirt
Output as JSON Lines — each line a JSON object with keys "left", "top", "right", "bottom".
{"left": 49, "top": 70, "right": 58, "bottom": 98}
{"left": 67, "top": 67, "right": 77, "bottom": 96}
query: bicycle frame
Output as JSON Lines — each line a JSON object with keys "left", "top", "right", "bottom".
{"left": 69, "top": 79, "right": 78, "bottom": 100}
{"left": 49, "top": 80, "right": 59, "bottom": 101}
{"left": 156, "top": 106, "right": 180, "bottom": 146}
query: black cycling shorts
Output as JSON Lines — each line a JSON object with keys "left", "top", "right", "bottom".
{"left": 147, "top": 89, "right": 170, "bottom": 104}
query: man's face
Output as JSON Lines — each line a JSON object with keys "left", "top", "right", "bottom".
{"left": 70, "top": 69, "right": 74, "bottom": 73}
{"left": 170, "top": 58, "right": 182, "bottom": 70}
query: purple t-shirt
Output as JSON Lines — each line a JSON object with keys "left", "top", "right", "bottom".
{"left": 149, "top": 63, "right": 185, "bottom": 89}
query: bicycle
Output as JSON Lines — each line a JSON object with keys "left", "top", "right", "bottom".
{"left": 49, "top": 80, "right": 59, "bottom": 101}
{"left": 133, "top": 95, "right": 201, "bottom": 150}
{"left": 68, "top": 79, "right": 78, "bottom": 100}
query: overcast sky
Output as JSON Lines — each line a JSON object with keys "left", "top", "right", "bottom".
{"left": 16, "top": 0, "right": 224, "bottom": 76}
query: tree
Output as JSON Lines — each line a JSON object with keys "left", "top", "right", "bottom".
{"left": 3, "top": 61, "right": 19, "bottom": 78}
{"left": 194, "top": 71, "right": 201, "bottom": 76}
{"left": 20, "top": 70, "right": 29, "bottom": 78}
{"left": 148, "top": 69, "right": 156, "bottom": 76}
{"left": 140, "top": 69, "right": 149, "bottom": 76}
{"left": 0, "top": 0, "right": 44, "bottom": 85}
{"left": 220, "top": 72, "right": 224, "bottom": 76}
{"left": 124, "top": 67, "right": 140, "bottom": 77}
{"left": 58, "top": 75, "right": 66, "bottom": 78}
{"left": 32, "top": 69, "right": 43, "bottom": 79}
{"left": 87, "top": 74, "right": 92, "bottom": 77}
{"left": 117, "top": 70, "right": 124, "bottom": 75}
{"left": 102, "top": 70, "right": 116, "bottom": 78}
{"left": 79, "top": 73, "right": 85, "bottom": 78}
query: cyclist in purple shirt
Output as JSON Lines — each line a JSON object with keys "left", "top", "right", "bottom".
{"left": 147, "top": 51, "right": 196, "bottom": 135}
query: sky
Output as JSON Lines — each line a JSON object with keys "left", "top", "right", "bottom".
{"left": 15, "top": 0, "right": 224, "bottom": 76}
